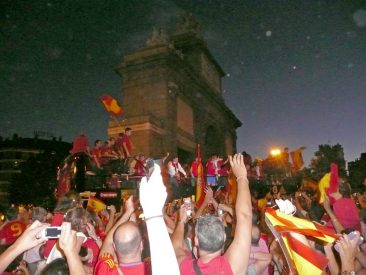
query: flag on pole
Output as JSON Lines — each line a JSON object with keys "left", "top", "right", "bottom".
{"left": 100, "top": 94, "right": 123, "bottom": 115}
{"left": 290, "top": 146, "right": 306, "bottom": 171}
{"left": 265, "top": 208, "right": 338, "bottom": 275}
{"left": 87, "top": 196, "right": 107, "bottom": 212}
{"left": 195, "top": 144, "right": 206, "bottom": 207}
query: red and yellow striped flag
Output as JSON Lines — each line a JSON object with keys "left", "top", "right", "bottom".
{"left": 265, "top": 208, "right": 338, "bottom": 274}
{"left": 282, "top": 232, "right": 330, "bottom": 274}
{"left": 87, "top": 196, "right": 107, "bottom": 212}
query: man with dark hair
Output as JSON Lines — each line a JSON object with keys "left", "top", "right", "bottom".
{"left": 0, "top": 206, "right": 26, "bottom": 245}
{"left": 173, "top": 154, "right": 252, "bottom": 274}
{"left": 167, "top": 156, "right": 187, "bottom": 198}
{"left": 248, "top": 224, "right": 272, "bottom": 275}
{"left": 91, "top": 140, "right": 103, "bottom": 168}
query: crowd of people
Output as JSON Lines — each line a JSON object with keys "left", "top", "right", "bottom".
{"left": 1, "top": 129, "right": 366, "bottom": 275}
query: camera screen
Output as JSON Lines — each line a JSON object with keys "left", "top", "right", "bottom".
{"left": 46, "top": 227, "right": 61, "bottom": 238}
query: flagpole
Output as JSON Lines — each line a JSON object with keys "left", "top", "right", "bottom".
{"left": 110, "top": 114, "right": 124, "bottom": 130}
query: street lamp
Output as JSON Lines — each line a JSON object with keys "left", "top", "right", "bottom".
{"left": 270, "top": 148, "right": 281, "bottom": 157}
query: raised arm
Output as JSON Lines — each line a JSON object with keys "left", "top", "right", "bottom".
{"left": 140, "top": 164, "right": 180, "bottom": 275}
{"left": 171, "top": 204, "right": 189, "bottom": 264}
{"left": 59, "top": 222, "right": 86, "bottom": 275}
{"left": 104, "top": 205, "right": 117, "bottom": 234}
{"left": 0, "top": 221, "right": 48, "bottom": 274}
{"left": 225, "top": 153, "right": 252, "bottom": 274}
{"left": 99, "top": 197, "right": 134, "bottom": 257}
{"left": 194, "top": 187, "right": 213, "bottom": 218}
{"left": 323, "top": 196, "right": 345, "bottom": 233}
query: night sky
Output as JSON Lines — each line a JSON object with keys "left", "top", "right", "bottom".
{"left": 1, "top": 0, "right": 366, "bottom": 165}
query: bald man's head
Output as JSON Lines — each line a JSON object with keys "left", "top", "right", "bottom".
{"left": 113, "top": 222, "right": 142, "bottom": 259}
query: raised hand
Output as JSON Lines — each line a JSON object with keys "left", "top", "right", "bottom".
{"left": 140, "top": 164, "right": 167, "bottom": 218}
{"left": 229, "top": 153, "right": 247, "bottom": 180}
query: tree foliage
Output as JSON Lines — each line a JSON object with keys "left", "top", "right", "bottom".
{"left": 348, "top": 153, "right": 366, "bottom": 189}
{"left": 308, "top": 144, "right": 346, "bottom": 181}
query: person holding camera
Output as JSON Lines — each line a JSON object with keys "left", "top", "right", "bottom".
{"left": 172, "top": 153, "right": 252, "bottom": 274}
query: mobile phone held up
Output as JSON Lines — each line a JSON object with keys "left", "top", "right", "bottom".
{"left": 38, "top": 226, "right": 62, "bottom": 239}
{"left": 334, "top": 231, "right": 363, "bottom": 252}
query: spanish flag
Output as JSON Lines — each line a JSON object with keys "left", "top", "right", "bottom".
{"left": 265, "top": 208, "right": 337, "bottom": 274}
{"left": 290, "top": 146, "right": 306, "bottom": 171}
{"left": 195, "top": 144, "right": 206, "bottom": 207}
{"left": 318, "top": 172, "right": 330, "bottom": 204}
{"left": 100, "top": 94, "right": 123, "bottom": 115}
{"left": 87, "top": 196, "right": 107, "bottom": 212}
{"left": 318, "top": 163, "right": 338, "bottom": 204}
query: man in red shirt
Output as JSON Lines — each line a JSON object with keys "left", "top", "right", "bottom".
{"left": 70, "top": 133, "right": 96, "bottom": 192}
{"left": 122, "top": 128, "right": 133, "bottom": 158}
{"left": 70, "top": 134, "right": 89, "bottom": 155}
{"left": 0, "top": 207, "right": 26, "bottom": 245}
{"left": 94, "top": 197, "right": 151, "bottom": 275}
{"left": 190, "top": 157, "right": 200, "bottom": 187}
{"left": 91, "top": 140, "right": 104, "bottom": 168}
{"left": 172, "top": 154, "right": 252, "bottom": 275}
{"left": 206, "top": 155, "right": 218, "bottom": 186}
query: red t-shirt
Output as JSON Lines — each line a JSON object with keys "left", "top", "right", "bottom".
{"left": 206, "top": 161, "right": 217, "bottom": 176}
{"left": 115, "top": 137, "right": 124, "bottom": 148}
{"left": 70, "top": 135, "right": 89, "bottom": 154}
{"left": 179, "top": 252, "right": 233, "bottom": 275}
{"left": 134, "top": 160, "right": 145, "bottom": 176}
{"left": 82, "top": 238, "right": 100, "bottom": 268}
{"left": 217, "top": 160, "right": 229, "bottom": 176}
{"left": 0, "top": 220, "right": 26, "bottom": 245}
{"left": 122, "top": 135, "right": 132, "bottom": 154}
{"left": 93, "top": 252, "right": 151, "bottom": 275}
{"left": 91, "top": 147, "right": 103, "bottom": 166}
{"left": 191, "top": 161, "right": 199, "bottom": 177}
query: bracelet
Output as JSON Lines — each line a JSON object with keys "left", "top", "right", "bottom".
{"left": 341, "top": 271, "right": 356, "bottom": 275}
{"left": 236, "top": 175, "right": 246, "bottom": 181}
{"left": 144, "top": 215, "right": 164, "bottom": 222}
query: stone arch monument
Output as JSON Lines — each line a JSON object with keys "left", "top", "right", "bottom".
{"left": 109, "top": 14, "right": 242, "bottom": 163}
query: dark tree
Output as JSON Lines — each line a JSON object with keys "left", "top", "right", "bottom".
{"left": 308, "top": 144, "right": 346, "bottom": 181}
{"left": 348, "top": 153, "right": 366, "bottom": 190}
